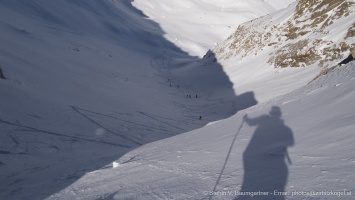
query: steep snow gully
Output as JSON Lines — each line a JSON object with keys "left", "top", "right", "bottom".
{"left": 0, "top": 1, "right": 258, "bottom": 199}
{"left": 2, "top": 1, "right": 354, "bottom": 200}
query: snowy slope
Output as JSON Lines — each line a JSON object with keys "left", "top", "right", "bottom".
{"left": 1, "top": 0, "right": 354, "bottom": 200}
{"left": 133, "top": 0, "right": 295, "bottom": 57}
{"left": 47, "top": 61, "right": 355, "bottom": 200}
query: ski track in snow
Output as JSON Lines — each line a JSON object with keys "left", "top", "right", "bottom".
{"left": 0, "top": 118, "right": 129, "bottom": 148}
{"left": 70, "top": 106, "right": 143, "bottom": 145}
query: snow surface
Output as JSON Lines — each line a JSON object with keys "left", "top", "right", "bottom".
{"left": 1, "top": 0, "right": 354, "bottom": 200}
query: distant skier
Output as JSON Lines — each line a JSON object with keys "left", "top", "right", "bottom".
{"left": 338, "top": 47, "right": 355, "bottom": 66}
{"left": 199, "top": 116, "right": 202, "bottom": 120}
{"left": 195, "top": 94, "right": 198, "bottom": 98}
{"left": 169, "top": 84, "right": 171, "bottom": 87}
{"left": 0, "top": 68, "right": 5, "bottom": 79}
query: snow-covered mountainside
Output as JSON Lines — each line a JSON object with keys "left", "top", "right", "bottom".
{"left": 1, "top": 0, "right": 355, "bottom": 200}
{"left": 133, "top": 0, "right": 295, "bottom": 57}
{"left": 214, "top": 0, "right": 355, "bottom": 67}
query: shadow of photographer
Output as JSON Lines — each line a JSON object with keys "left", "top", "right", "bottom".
{"left": 235, "top": 106, "right": 294, "bottom": 200}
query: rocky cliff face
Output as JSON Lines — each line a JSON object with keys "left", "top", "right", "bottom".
{"left": 214, "top": 0, "right": 355, "bottom": 68}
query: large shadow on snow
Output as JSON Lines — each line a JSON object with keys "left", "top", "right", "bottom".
{"left": 0, "top": 0, "right": 258, "bottom": 200}
{"left": 234, "top": 106, "right": 294, "bottom": 200}
{"left": 173, "top": 50, "right": 258, "bottom": 121}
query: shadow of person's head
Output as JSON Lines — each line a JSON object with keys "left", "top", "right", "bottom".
{"left": 269, "top": 106, "right": 281, "bottom": 118}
